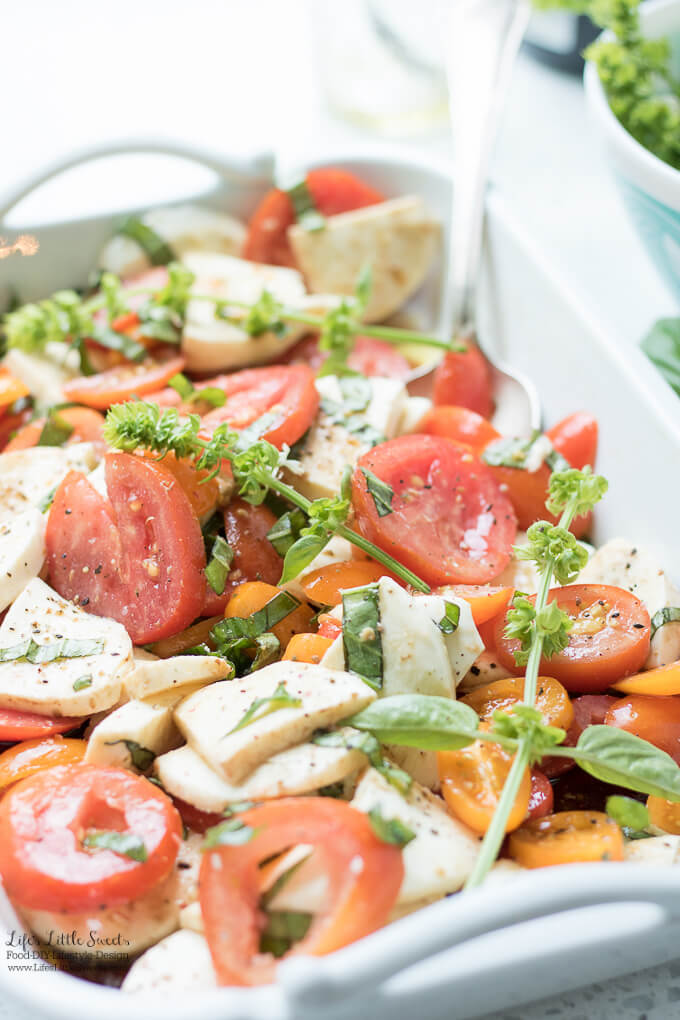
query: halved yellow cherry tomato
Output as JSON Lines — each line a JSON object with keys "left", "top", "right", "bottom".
{"left": 461, "top": 675, "right": 574, "bottom": 731}
{"left": 508, "top": 810, "right": 624, "bottom": 868}
{"left": 438, "top": 739, "right": 531, "bottom": 835}
{"left": 0, "top": 737, "right": 87, "bottom": 795}
{"left": 225, "top": 582, "right": 314, "bottom": 648}
{"left": 300, "top": 560, "right": 393, "bottom": 606}
{"left": 612, "top": 660, "right": 680, "bottom": 696}
{"left": 436, "top": 584, "right": 514, "bottom": 626}
{"left": 647, "top": 795, "right": 680, "bottom": 833}
{"left": 283, "top": 633, "right": 333, "bottom": 664}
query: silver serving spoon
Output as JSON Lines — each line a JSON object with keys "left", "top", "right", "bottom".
{"left": 441, "top": 0, "right": 541, "bottom": 435}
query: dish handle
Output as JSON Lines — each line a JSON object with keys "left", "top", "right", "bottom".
{"left": 278, "top": 864, "right": 680, "bottom": 1012}
{"left": 0, "top": 138, "right": 275, "bottom": 222}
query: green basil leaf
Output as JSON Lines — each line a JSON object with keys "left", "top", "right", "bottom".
{"left": 575, "top": 725, "right": 680, "bottom": 800}
{"left": 37, "top": 410, "right": 75, "bottom": 447}
{"left": 342, "top": 585, "right": 383, "bottom": 689}
{"left": 641, "top": 318, "right": 680, "bottom": 398}
{"left": 313, "top": 728, "right": 412, "bottom": 794}
{"left": 202, "top": 818, "right": 257, "bottom": 850}
{"left": 83, "top": 830, "right": 148, "bottom": 862}
{"left": 103, "top": 739, "right": 156, "bottom": 772}
{"left": 168, "top": 372, "right": 195, "bottom": 400}
{"left": 438, "top": 601, "right": 460, "bottom": 634}
{"left": 193, "top": 386, "right": 226, "bottom": 408}
{"left": 249, "top": 632, "right": 281, "bottom": 671}
{"left": 280, "top": 532, "right": 329, "bottom": 584}
{"left": 0, "top": 637, "right": 104, "bottom": 664}
{"left": 226, "top": 681, "right": 302, "bottom": 735}
{"left": 260, "top": 911, "right": 313, "bottom": 958}
{"left": 205, "top": 535, "right": 234, "bottom": 595}
{"left": 606, "top": 794, "right": 650, "bottom": 838}
{"left": 91, "top": 325, "right": 146, "bottom": 363}
{"left": 38, "top": 486, "right": 57, "bottom": 513}
{"left": 285, "top": 180, "right": 326, "bottom": 233}
{"left": 116, "top": 216, "right": 176, "bottom": 266}
{"left": 267, "top": 508, "right": 308, "bottom": 557}
{"left": 212, "top": 591, "right": 300, "bottom": 651}
{"left": 368, "top": 807, "right": 416, "bottom": 848}
{"left": 72, "top": 674, "right": 93, "bottom": 692}
{"left": 354, "top": 264, "right": 373, "bottom": 316}
{"left": 651, "top": 607, "right": 680, "bottom": 639}
{"left": 360, "top": 468, "right": 393, "bottom": 517}
{"left": 345, "top": 693, "right": 480, "bottom": 751}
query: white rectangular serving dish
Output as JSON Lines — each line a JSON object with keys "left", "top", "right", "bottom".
{"left": 2, "top": 143, "right": 680, "bottom": 1020}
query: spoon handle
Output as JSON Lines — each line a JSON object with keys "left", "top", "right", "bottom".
{"left": 442, "top": 0, "right": 530, "bottom": 340}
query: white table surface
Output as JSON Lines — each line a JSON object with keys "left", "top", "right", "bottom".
{"left": 1, "top": 2, "right": 679, "bottom": 1017}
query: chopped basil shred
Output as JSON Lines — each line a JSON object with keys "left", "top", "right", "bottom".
{"left": 210, "top": 590, "right": 300, "bottom": 673}
{"left": 72, "top": 674, "right": 93, "bottom": 692}
{"left": 313, "top": 728, "right": 412, "bottom": 794}
{"left": 37, "top": 410, "right": 75, "bottom": 447}
{"left": 116, "top": 216, "right": 176, "bottom": 266}
{"left": 605, "top": 794, "right": 651, "bottom": 840}
{"left": 360, "top": 468, "right": 394, "bottom": 517}
{"left": 83, "top": 830, "right": 148, "bottom": 862}
{"left": 266, "top": 508, "right": 308, "bottom": 557}
{"left": 38, "top": 486, "right": 57, "bottom": 513}
{"left": 168, "top": 372, "right": 226, "bottom": 408}
{"left": 342, "top": 584, "right": 383, "bottom": 690}
{"left": 205, "top": 535, "right": 235, "bottom": 595}
{"left": 226, "top": 681, "right": 302, "bottom": 735}
{"left": 367, "top": 808, "right": 416, "bottom": 848}
{"left": 260, "top": 910, "right": 313, "bottom": 958}
{"left": 650, "top": 607, "right": 680, "bottom": 639}
{"left": 437, "top": 601, "right": 460, "bottom": 635}
{"left": 104, "top": 739, "right": 156, "bottom": 772}
{"left": 0, "top": 637, "right": 104, "bottom": 664}
{"left": 285, "top": 179, "right": 326, "bottom": 232}
{"left": 202, "top": 818, "right": 257, "bottom": 850}
{"left": 90, "top": 325, "right": 146, "bottom": 363}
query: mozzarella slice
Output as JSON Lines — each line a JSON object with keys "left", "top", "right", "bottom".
{"left": 578, "top": 538, "right": 680, "bottom": 668}
{"left": 282, "top": 417, "right": 368, "bottom": 502}
{"left": 0, "top": 443, "right": 100, "bottom": 525}
{"left": 0, "top": 508, "right": 46, "bottom": 613}
{"left": 123, "top": 655, "right": 231, "bottom": 707}
{"left": 3, "top": 344, "right": 80, "bottom": 410}
{"left": 624, "top": 835, "right": 680, "bottom": 865}
{"left": 397, "top": 396, "right": 432, "bottom": 434}
{"left": 98, "top": 205, "right": 247, "bottom": 278}
{"left": 0, "top": 577, "right": 133, "bottom": 716}
{"left": 288, "top": 196, "right": 440, "bottom": 322}
{"left": 122, "top": 930, "right": 217, "bottom": 994}
{"left": 459, "top": 650, "right": 513, "bottom": 693}
{"left": 351, "top": 767, "right": 479, "bottom": 903}
{"left": 155, "top": 733, "right": 365, "bottom": 812}
{"left": 85, "top": 700, "right": 181, "bottom": 771}
{"left": 174, "top": 661, "right": 375, "bottom": 785}
{"left": 315, "top": 374, "right": 409, "bottom": 441}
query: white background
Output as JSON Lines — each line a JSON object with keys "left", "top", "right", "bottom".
{"left": 0, "top": 1, "right": 678, "bottom": 1017}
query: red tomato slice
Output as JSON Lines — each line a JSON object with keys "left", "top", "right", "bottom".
{"left": 546, "top": 412, "right": 598, "bottom": 471}
{"left": 172, "top": 797, "right": 223, "bottom": 835}
{"left": 244, "top": 168, "right": 385, "bottom": 267}
{"left": 351, "top": 435, "right": 517, "bottom": 586}
{"left": 202, "top": 499, "right": 283, "bottom": 616}
{"left": 46, "top": 452, "right": 206, "bottom": 644}
{"left": 199, "top": 797, "right": 403, "bottom": 986}
{"left": 527, "top": 768, "right": 554, "bottom": 820}
{"left": 541, "top": 695, "right": 619, "bottom": 780}
{"left": 494, "top": 584, "right": 651, "bottom": 693}
{"left": 415, "top": 405, "right": 501, "bottom": 453}
{"left": 62, "top": 355, "right": 185, "bottom": 410}
{"left": 282, "top": 333, "right": 413, "bottom": 380}
{"left": 0, "top": 406, "right": 32, "bottom": 452}
{"left": 5, "top": 406, "right": 106, "bottom": 452}
{"left": 605, "top": 695, "right": 680, "bottom": 764}
{"left": 0, "top": 708, "right": 82, "bottom": 743}
{"left": 0, "top": 763, "right": 182, "bottom": 912}
{"left": 432, "top": 345, "right": 493, "bottom": 419}
{"left": 198, "top": 365, "right": 319, "bottom": 450}
{"left": 317, "top": 613, "right": 343, "bottom": 641}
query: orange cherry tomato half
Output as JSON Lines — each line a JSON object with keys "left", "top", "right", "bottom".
{"left": 5, "top": 406, "right": 106, "bottom": 452}
{"left": 201, "top": 499, "right": 283, "bottom": 617}
{"left": 438, "top": 740, "right": 531, "bottom": 835}
{"left": 485, "top": 459, "right": 592, "bottom": 538}
{"left": 46, "top": 452, "right": 206, "bottom": 644}
{"left": 301, "top": 560, "right": 393, "bottom": 606}
{"left": 437, "top": 584, "right": 513, "bottom": 626}
{"left": 0, "top": 737, "right": 86, "bottom": 793}
{"left": 494, "top": 584, "right": 651, "bottom": 693}
{"left": 197, "top": 365, "right": 319, "bottom": 450}
{"left": 545, "top": 412, "right": 598, "bottom": 471}
{"left": 433, "top": 345, "right": 493, "bottom": 419}
{"left": 199, "top": 797, "right": 403, "bottom": 985}
{"left": 351, "top": 435, "right": 517, "bottom": 586}
{"left": 0, "top": 763, "right": 182, "bottom": 912}
{"left": 0, "top": 708, "right": 83, "bottom": 744}
{"left": 605, "top": 694, "right": 680, "bottom": 764}
{"left": 611, "top": 660, "right": 680, "bottom": 696}
{"left": 244, "top": 168, "right": 385, "bottom": 267}
{"left": 0, "top": 372, "right": 30, "bottom": 408}
{"left": 527, "top": 769, "right": 554, "bottom": 821}
{"left": 508, "top": 810, "right": 624, "bottom": 868}
{"left": 415, "top": 405, "right": 501, "bottom": 453}
{"left": 461, "top": 675, "right": 574, "bottom": 731}
{"left": 225, "top": 581, "right": 314, "bottom": 648}
{"left": 647, "top": 795, "right": 680, "bottom": 834}
{"left": 283, "top": 633, "right": 334, "bottom": 664}
{"left": 62, "top": 355, "right": 185, "bottom": 410}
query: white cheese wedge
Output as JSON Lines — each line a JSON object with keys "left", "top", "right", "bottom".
{"left": 85, "top": 700, "right": 181, "bottom": 771}
{"left": 288, "top": 196, "right": 440, "bottom": 322}
{"left": 122, "top": 930, "right": 217, "bottom": 994}
{"left": 123, "top": 655, "right": 231, "bottom": 707}
{"left": 282, "top": 416, "right": 368, "bottom": 502}
{"left": 315, "top": 374, "right": 409, "bottom": 441}
{"left": 624, "top": 834, "right": 680, "bottom": 865}
{"left": 156, "top": 732, "right": 364, "bottom": 812}
{"left": 397, "top": 396, "right": 432, "bottom": 435}
{"left": 174, "top": 661, "right": 375, "bottom": 784}
{"left": 0, "top": 577, "right": 133, "bottom": 716}
{"left": 351, "top": 767, "right": 479, "bottom": 903}
{"left": 459, "top": 650, "right": 513, "bottom": 693}
{"left": 181, "top": 252, "right": 333, "bottom": 373}
{"left": 578, "top": 538, "right": 680, "bottom": 668}
{"left": 0, "top": 442, "right": 100, "bottom": 525}
{"left": 98, "top": 204, "right": 247, "bottom": 278}
{"left": 3, "top": 344, "right": 80, "bottom": 410}
{"left": 0, "top": 508, "right": 46, "bottom": 613}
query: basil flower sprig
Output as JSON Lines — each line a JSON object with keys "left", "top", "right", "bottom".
{"left": 103, "top": 400, "right": 429, "bottom": 592}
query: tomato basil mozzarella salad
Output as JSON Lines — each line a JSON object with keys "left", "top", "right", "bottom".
{"left": 0, "top": 167, "right": 680, "bottom": 994}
